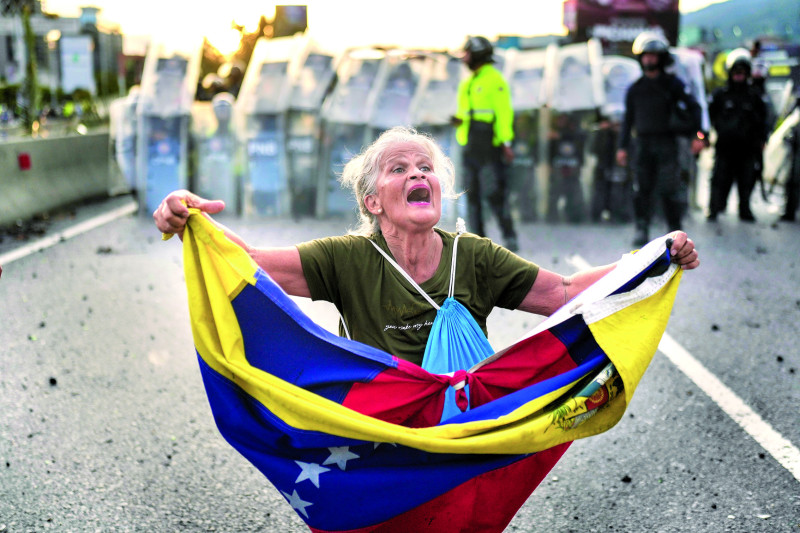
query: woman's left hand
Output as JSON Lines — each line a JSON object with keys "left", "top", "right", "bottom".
{"left": 668, "top": 231, "right": 700, "bottom": 270}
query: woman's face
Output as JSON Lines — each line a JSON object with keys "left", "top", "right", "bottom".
{"left": 368, "top": 141, "right": 442, "bottom": 233}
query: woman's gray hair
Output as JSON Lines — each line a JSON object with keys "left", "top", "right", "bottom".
{"left": 340, "top": 126, "right": 458, "bottom": 235}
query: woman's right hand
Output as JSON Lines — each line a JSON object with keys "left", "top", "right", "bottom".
{"left": 153, "top": 190, "right": 226, "bottom": 237}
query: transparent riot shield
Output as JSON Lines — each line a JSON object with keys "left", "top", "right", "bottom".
{"left": 242, "top": 114, "right": 288, "bottom": 216}
{"left": 546, "top": 40, "right": 604, "bottom": 113}
{"left": 108, "top": 87, "right": 140, "bottom": 195}
{"left": 287, "top": 40, "right": 339, "bottom": 217}
{"left": 669, "top": 47, "right": 709, "bottom": 209}
{"left": 236, "top": 37, "right": 297, "bottom": 217}
{"left": 367, "top": 50, "right": 426, "bottom": 141}
{"left": 505, "top": 48, "right": 548, "bottom": 222}
{"left": 507, "top": 48, "right": 547, "bottom": 111}
{"left": 412, "top": 52, "right": 467, "bottom": 224}
{"left": 317, "top": 48, "right": 384, "bottom": 218}
{"left": 192, "top": 93, "right": 239, "bottom": 214}
{"left": 756, "top": 45, "right": 800, "bottom": 119}
{"left": 588, "top": 56, "right": 640, "bottom": 222}
{"left": 139, "top": 114, "right": 188, "bottom": 213}
{"left": 412, "top": 53, "right": 463, "bottom": 128}
{"left": 492, "top": 47, "right": 507, "bottom": 76}
{"left": 542, "top": 40, "right": 604, "bottom": 223}
{"left": 600, "top": 56, "right": 640, "bottom": 120}
{"left": 108, "top": 97, "right": 126, "bottom": 194}
{"left": 136, "top": 43, "right": 201, "bottom": 214}
{"left": 545, "top": 110, "right": 590, "bottom": 223}
{"left": 765, "top": 105, "right": 799, "bottom": 192}
{"left": 669, "top": 48, "right": 709, "bottom": 134}
{"left": 286, "top": 112, "right": 321, "bottom": 217}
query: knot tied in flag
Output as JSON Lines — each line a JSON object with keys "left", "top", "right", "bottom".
{"left": 447, "top": 369, "right": 470, "bottom": 412}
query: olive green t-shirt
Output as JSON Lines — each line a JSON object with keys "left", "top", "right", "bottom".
{"left": 296, "top": 228, "right": 538, "bottom": 366}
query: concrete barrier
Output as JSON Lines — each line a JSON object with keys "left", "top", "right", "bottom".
{"left": 0, "top": 132, "right": 118, "bottom": 227}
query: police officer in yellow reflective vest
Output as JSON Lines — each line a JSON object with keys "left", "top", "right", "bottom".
{"left": 453, "top": 36, "right": 518, "bottom": 252}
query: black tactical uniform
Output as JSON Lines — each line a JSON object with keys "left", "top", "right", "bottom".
{"left": 707, "top": 52, "right": 768, "bottom": 221}
{"left": 618, "top": 32, "right": 701, "bottom": 246}
{"left": 619, "top": 68, "right": 700, "bottom": 242}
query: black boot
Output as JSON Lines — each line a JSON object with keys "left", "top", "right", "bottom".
{"left": 739, "top": 210, "right": 756, "bottom": 222}
{"left": 632, "top": 222, "right": 649, "bottom": 247}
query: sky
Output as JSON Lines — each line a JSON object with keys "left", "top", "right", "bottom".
{"left": 41, "top": 0, "right": 730, "bottom": 56}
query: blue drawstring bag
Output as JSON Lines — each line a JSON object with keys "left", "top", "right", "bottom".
{"left": 421, "top": 296, "right": 494, "bottom": 422}
{"left": 372, "top": 231, "right": 494, "bottom": 423}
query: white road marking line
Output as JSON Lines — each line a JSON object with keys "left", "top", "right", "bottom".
{"left": 0, "top": 200, "right": 138, "bottom": 266}
{"left": 568, "top": 254, "right": 800, "bottom": 482}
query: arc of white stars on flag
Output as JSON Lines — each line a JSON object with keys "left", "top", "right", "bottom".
{"left": 295, "top": 460, "right": 331, "bottom": 488}
{"left": 323, "top": 446, "right": 359, "bottom": 470}
{"left": 281, "top": 489, "right": 314, "bottom": 519}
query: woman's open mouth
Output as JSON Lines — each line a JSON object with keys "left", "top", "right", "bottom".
{"left": 406, "top": 185, "right": 431, "bottom": 205}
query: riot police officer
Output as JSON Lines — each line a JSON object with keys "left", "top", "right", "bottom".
{"left": 707, "top": 49, "right": 768, "bottom": 222}
{"left": 193, "top": 92, "right": 239, "bottom": 214}
{"left": 616, "top": 32, "right": 701, "bottom": 246}
{"left": 453, "top": 36, "right": 518, "bottom": 251}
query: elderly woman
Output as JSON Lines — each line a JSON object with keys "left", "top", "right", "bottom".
{"left": 154, "top": 126, "right": 699, "bottom": 366}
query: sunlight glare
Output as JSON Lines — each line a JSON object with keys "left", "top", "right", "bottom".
{"left": 204, "top": 5, "right": 276, "bottom": 56}
{"left": 206, "top": 26, "right": 245, "bottom": 57}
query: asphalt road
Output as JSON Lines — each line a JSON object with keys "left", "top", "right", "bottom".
{"left": 1, "top": 189, "right": 798, "bottom": 532}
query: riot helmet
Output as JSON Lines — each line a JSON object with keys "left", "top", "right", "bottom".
{"left": 463, "top": 36, "right": 494, "bottom": 70}
{"left": 725, "top": 48, "right": 752, "bottom": 76}
{"left": 751, "top": 58, "right": 769, "bottom": 80}
{"left": 211, "top": 92, "right": 235, "bottom": 127}
{"left": 632, "top": 32, "right": 672, "bottom": 71}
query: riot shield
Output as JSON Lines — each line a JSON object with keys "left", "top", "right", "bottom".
{"left": 669, "top": 47, "right": 709, "bottom": 209}
{"left": 756, "top": 44, "right": 800, "bottom": 119}
{"left": 505, "top": 48, "right": 548, "bottom": 222}
{"left": 586, "top": 56, "right": 640, "bottom": 222}
{"left": 191, "top": 94, "right": 239, "bottom": 214}
{"left": 546, "top": 40, "right": 604, "bottom": 113}
{"left": 600, "top": 56, "right": 640, "bottom": 120}
{"left": 765, "top": 106, "right": 799, "bottom": 190}
{"left": 317, "top": 48, "right": 384, "bottom": 218}
{"left": 136, "top": 43, "right": 201, "bottom": 214}
{"left": 541, "top": 40, "right": 604, "bottom": 223}
{"left": 109, "top": 88, "right": 139, "bottom": 195}
{"left": 236, "top": 37, "right": 297, "bottom": 217}
{"left": 367, "top": 50, "right": 427, "bottom": 140}
{"left": 669, "top": 48, "right": 709, "bottom": 133}
{"left": 287, "top": 40, "right": 339, "bottom": 217}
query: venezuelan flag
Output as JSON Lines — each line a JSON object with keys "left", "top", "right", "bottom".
{"left": 180, "top": 210, "right": 682, "bottom": 532}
